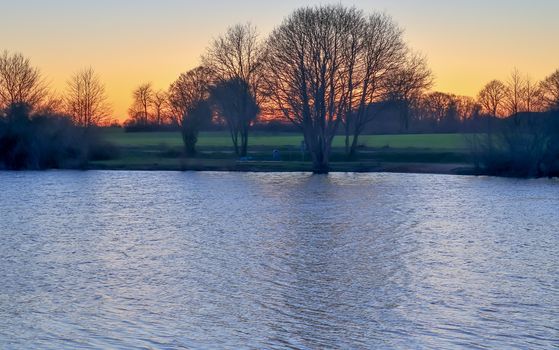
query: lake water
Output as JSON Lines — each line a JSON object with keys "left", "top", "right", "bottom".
{"left": 0, "top": 171, "right": 558, "bottom": 349}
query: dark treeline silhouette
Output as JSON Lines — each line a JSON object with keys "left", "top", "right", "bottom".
{"left": 2, "top": 5, "right": 559, "bottom": 175}
{"left": 168, "top": 66, "right": 213, "bottom": 156}
{"left": 121, "top": 5, "right": 558, "bottom": 174}
{"left": 467, "top": 69, "right": 559, "bottom": 177}
{"left": 0, "top": 103, "right": 115, "bottom": 170}
{"left": 126, "top": 23, "right": 262, "bottom": 158}
{"left": 469, "top": 110, "right": 559, "bottom": 177}
{"left": 0, "top": 50, "right": 112, "bottom": 126}
{"left": 0, "top": 51, "right": 116, "bottom": 169}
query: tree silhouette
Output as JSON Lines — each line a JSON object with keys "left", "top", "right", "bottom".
{"left": 168, "top": 66, "right": 212, "bottom": 156}
{"left": 384, "top": 52, "right": 433, "bottom": 132}
{"left": 64, "top": 67, "right": 111, "bottom": 127}
{"left": 478, "top": 80, "right": 507, "bottom": 118}
{"left": 129, "top": 83, "right": 154, "bottom": 126}
{"left": 342, "top": 13, "right": 407, "bottom": 159}
{"left": 152, "top": 90, "right": 169, "bottom": 126}
{"left": 0, "top": 51, "right": 48, "bottom": 111}
{"left": 210, "top": 78, "right": 259, "bottom": 156}
{"left": 540, "top": 69, "right": 559, "bottom": 111}
{"left": 203, "top": 23, "right": 264, "bottom": 157}
{"left": 264, "top": 5, "right": 369, "bottom": 173}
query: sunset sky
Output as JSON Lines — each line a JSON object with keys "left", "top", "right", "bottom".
{"left": 2, "top": 0, "right": 558, "bottom": 120}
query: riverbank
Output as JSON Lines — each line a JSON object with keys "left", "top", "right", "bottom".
{"left": 87, "top": 129, "right": 476, "bottom": 175}
{"left": 88, "top": 158, "right": 476, "bottom": 175}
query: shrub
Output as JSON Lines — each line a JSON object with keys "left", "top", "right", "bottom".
{"left": 0, "top": 103, "right": 118, "bottom": 170}
{"left": 469, "top": 111, "right": 559, "bottom": 177}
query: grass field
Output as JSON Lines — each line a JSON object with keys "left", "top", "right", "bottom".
{"left": 93, "top": 128, "right": 474, "bottom": 173}
{"left": 101, "top": 128, "right": 470, "bottom": 150}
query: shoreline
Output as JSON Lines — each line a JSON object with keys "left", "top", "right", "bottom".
{"left": 86, "top": 160, "right": 477, "bottom": 176}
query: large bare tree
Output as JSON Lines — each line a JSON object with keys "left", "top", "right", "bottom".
{"left": 64, "top": 67, "right": 111, "bottom": 127}
{"left": 168, "top": 66, "right": 212, "bottom": 156}
{"left": 0, "top": 51, "right": 48, "bottom": 111}
{"left": 264, "top": 5, "right": 368, "bottom": 173}
{"left": 203, "top": 23, "right": 264, "bottom": 157}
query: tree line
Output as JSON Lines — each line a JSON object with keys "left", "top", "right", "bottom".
{"left": 0, "top": 53, "right": 114, "bottom": 169}
{"left": 124, "top": 6, "right": 434, "bottom": 172}
{"left": 123, "top": 6, "right": 558, "bottom": 173}
{"left": 2, "top": 4, "right": 559, "bottom": 173}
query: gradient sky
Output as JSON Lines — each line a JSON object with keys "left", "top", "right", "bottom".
{"left": 1, "top": 0, "right": 558, "bottom": 120}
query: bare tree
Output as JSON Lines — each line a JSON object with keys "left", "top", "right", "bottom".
{"left": 477, "top": 79, "right": 507, "bottom": 148}
{"left": 523, "top": 76, "right": 544, "bottom": 113}
{"left": 540, "top": 69, "right": 559, "bottom": 111}
{"left": 203, "top": 23, "right": 263, "bottom": 92}
{"left": 504, "top": 68, "right": 525, "bottom": 117}
{"left": 411, "top": 92, "right": 473, "bottom": 132}
{"left": 35, "top": 92, "right": 64, "bottom": 115}
{"left": 153, "top": 90, "right": 169, "bottom": 125}
{"left": 343, "top": 13, "right": 407, "bottom": 158}
{"left": 203, "top": 23, "right": 264, "bottom": 157}
{"left": 0, "top": 51, "right": 48, "bottom": 111}
{"left": 478, "top": 80, "right": 507, "bottom": 118}
{"left": 64, "top": 67, "right": 111, "bottom": 127}
{"left": 210, "top": 78, "right": 259, "bottom": 156}
{"left": 421, "top": 92, "right": 456, "bottom": 126}
{"left": 168, "top": 66, "right": 212, "bottom": 156}
{"left": 454, "top": 96, "right": 480, "bottom": 121}
{"left": 264, "top": 5, "right": 368, "bottom": 173}
{"left": 384, "top": 51, "right": 433, "bottom": 131}
{"left": 129, "top": 83, "right": 154, "bottom": 125}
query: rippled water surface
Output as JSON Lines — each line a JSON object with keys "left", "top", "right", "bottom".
{"left": 0, "top": 171, "right": 558, "bottom": 349}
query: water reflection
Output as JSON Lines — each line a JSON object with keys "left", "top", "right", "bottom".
{"left": 0, "top": 171, "right": 558, "bottom": 349}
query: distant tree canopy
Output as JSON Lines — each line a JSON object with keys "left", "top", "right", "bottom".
{"left": 127, "top": 82, "right": 170, "bottom": 128}
{"left": 478, "top": 80, "right": 507, "bottom": 118}
{"left": 540, "top": 69, "right": 559, "bottom": 111}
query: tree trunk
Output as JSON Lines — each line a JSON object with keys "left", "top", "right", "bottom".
{"left": 228, "top": 128, "right": 240, "bottom": 156}
{"left": 240, "top": 124, "right": 249, "bottom": 157}
{"left": 308, "top": 135, "right": 330, "bottom": 174}
{"left": 487, "top": 116, "right": 494, "bottom": 151}
{"left": 344, "top": 117, "right": 351, "bottom": 156}
{"left": 240, "top": 136, "right": 248, "bottom": 157}
{"left": 181, "top": 127, "right": 198, "bottom": 157}
{"left": 348, "top": 133, "right": 360, "bottom": 160}
{"left": 312, "top": 155, "right": 329, "bottom": 174}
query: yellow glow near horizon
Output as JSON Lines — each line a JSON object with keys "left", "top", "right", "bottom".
{"left": 2, "top": 0, "right": 558, "bottom": 121}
